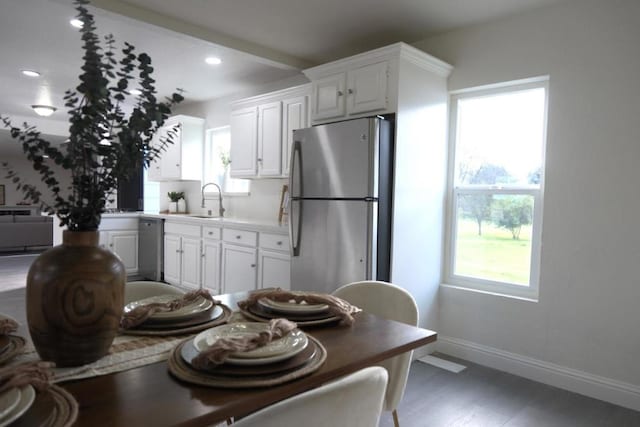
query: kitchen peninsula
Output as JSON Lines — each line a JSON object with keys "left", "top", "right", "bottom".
{"left": 52, "top": 212, "right": 290, "bottom": 295}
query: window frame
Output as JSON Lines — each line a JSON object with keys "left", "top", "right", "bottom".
{"left": 443, "top": 77, "right": 549, "bottom": 300}
{"left": 203, "top": 126, "right": 250, "bottom": 197}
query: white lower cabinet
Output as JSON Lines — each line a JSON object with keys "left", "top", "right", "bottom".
{"left": 221, "top": 243, "right": 257, "bottom": 294}
{"left": 99, "top": 217, "right": 139, "bottom": 276}
{"left": 163, "top": 222, "right": 202, "bottom": 289}
{"left": 202, "top": 239, "right": 221, "bottom": 294}
{"left": 163, "top": 220, "right": 288, "bottom": 294}
{"left": 258, "top": 250, "right": 290, "bottom": 290}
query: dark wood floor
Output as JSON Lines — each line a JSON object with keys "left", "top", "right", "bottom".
{"left": 3, "top": 253, "right": 640, "bottom": 426}
{"left": 380, "top": 354, "right": 640, "bottom": 427}
{"left": 0, "top": 252, "right": 39, "bottom": 291}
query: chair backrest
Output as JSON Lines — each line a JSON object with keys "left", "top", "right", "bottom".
{"left": 333, "top": 281, "right": 418, "bottom": 412}
{"left": 233, "top": 366, "right": 388, "bottom": 427}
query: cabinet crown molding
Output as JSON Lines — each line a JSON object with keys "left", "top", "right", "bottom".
{"left": 230, "top": 84, "right": 311, "bottom": 110}
{"left": 304, "top": 42, "right": 452, "bottom": 78}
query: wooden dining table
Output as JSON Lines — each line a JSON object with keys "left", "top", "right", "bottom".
{"left": 1, "top": 287, "right": 436, "bottom": 427}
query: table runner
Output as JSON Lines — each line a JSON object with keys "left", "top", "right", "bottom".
{"left": 4, "top": 311, "right": 249, "bottom": 383}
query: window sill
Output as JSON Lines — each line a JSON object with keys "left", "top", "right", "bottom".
{"left": 440, "top": 282, "right": 539, "bottom": 303}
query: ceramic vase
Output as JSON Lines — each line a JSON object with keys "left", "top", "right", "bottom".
{"left": 168, "top": 201, "right": 178, "bottom": 213}
{"left": 26, "top": 230, "right": 125, "bottom": 367}
{"left": 177, "top": 198, "right": 187, "bottom": 213}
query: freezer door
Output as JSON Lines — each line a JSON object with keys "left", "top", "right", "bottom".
{"left": 291, "top": 118, "right": 379, "bottom": 199}
{"left": 290, "top": 199, "right": 377, "bottom": 294}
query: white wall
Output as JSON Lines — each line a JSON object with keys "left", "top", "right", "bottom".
{"left": 415, "top": 0, "right": 640, "bottom": 409}
{"left": 0, "top": 154, "right": 71, "bottom": 208}
{"left": 168, "top": 74, "right": 308, "bottom": 220}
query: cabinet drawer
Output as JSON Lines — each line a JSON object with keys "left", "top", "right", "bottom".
{"left": 223, "top": 228, "right": 258, "bottom": 246}
{"left": 165, "top": 222, "right": 201, "bottom": 237}
{"left": 203, "top": 226, "right": 221, "bottom": 240}
{"left": 260, "top": 232, "right": 289, "bottom": 252}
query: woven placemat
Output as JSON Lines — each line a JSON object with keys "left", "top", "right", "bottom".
{"left": 11, "top": 384, "right": 78, "bottom": 427}
{"left": 122, "top": 304, "right": 232, "bottom": 336}
{"left": 0, "top": 335, "right": 26, "bottom": 365}
{"left": 168, "top": 335, "right": 327, "bottom": 388}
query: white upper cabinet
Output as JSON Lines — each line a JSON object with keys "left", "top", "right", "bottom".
{"left": 257, "top": 101, "right": 282, "bottom": 176}
{"left": 230, "top": 85, "right": 310, "bottom": 179}
{"left": 347, "top": 61, "right": 388, "bottom": 115}
{"left": 282, "top": 95, "right": 308, "bottom": 177}
{"left": 304, "top": 42, "right": 452, "bottom": 125}
{"left": 311, "top": 61, "right": 388, "bottom": 122}
{"left": 230, "top": 106, "right": 258, "bottom": 177}
{"left": 148, "top": 115, "right": 205, "bottom": 181}
{"left": 311, "top": 73, "right": 346, "bottom": 121}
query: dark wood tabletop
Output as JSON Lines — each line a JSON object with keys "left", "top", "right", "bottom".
{"left": 1, "top": 288, "right": 437, "bottom": 427}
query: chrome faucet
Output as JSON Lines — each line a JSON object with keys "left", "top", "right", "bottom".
{"left": 201, "top": 182, "right": 225, "bottom": 217}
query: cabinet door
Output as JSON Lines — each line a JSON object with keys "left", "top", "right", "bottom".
{"left": 109, "top": 230, "right": 139, "bottom": 275}
{"left": 258, "top": 249, "right": 290, "bottom": 290}
{"left": 311, "top": 73, "right": 346, "bottom": 121}
{"left": 230, "top": 107, "right": 258, "bottom": 177}
{"left": 257, "top": 101, "right": 282, "bottom": 176}
{"left": 202, "top": 239, "right": 221, "bottom": 294}
{"left": 147, "top": 129, "right": 163, "bottom": 181}
{"left": 159, "top": 123, "right": 182, "bottom": 180}
{"left": 221, "top": 243, "right": 257, "bottom": 294}
{"left": 282, "top": 95, "right": 308, "bottom": 177}
{"left": 180, "top": 236, "right": 201, "bottom": 289}
{"left": 346, "top": 61, "right": 388, "bottom": 115}
{"left": 163, "top": 234, "right": 181, "bottom": 285}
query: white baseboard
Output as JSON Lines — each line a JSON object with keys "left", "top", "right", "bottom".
{"left": 437, "top": 335, "right": 640, "bottom": 412}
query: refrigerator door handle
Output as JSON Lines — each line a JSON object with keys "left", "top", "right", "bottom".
{"left": 289, "top": 140, "right": 302, "bottom": 256}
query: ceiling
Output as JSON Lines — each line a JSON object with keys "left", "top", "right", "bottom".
{"left": 1, "top": 0, "right": 564, "bottom": 155}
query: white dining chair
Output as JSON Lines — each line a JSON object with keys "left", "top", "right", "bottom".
{"left": 232, "top": 366, "right": 388, "bottom": 427}
{"left": 333, "top": 280, "right": 419, "bottom": 427}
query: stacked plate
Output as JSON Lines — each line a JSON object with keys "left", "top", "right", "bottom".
{"left": 0, "top": 385, "right": 35, "bottom": 427}
{"left": 122, "top": 282, "right": 230, "bottom": 335}
{"left": 171, "top": 322, "right": 327, "bottom": 388}
{"left": 240, "top": 295, "right": 340, "bottom": 326}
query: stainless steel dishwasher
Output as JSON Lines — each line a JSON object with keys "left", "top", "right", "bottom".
{"left": 138, "top": 217, "right": 164, "bottom": 281}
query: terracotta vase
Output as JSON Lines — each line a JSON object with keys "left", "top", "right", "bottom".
{"left": 26, "top": 230, "right": 125, "bottom": 367}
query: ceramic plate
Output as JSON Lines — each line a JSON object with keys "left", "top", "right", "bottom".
{"left": 124, "top": 294, "right": 213, "bottom": 321}
{"left": 139, "top": 305, "right": 224, "bottom": 329}
{"left": 0, "top": 388, "right": 21, "bottom": 422}
{"left": 0, "top": 386, "right": 35, "bottom": 427}
{"left": 124, "top": 281, "right": 185, "bottom": 304}
{"left": 258, "top": 297, "right": 329, "bottom": 315}
{"left": 193, "top": 323, "right": 308, "bottom": 365}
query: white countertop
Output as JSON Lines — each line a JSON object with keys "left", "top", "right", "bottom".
{"left": 102, "top": 212, "right": 288, "bottom": 234}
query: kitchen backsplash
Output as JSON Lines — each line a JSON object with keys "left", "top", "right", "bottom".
{"left": 156, "top": 178, "right": 286, "bottom": 221}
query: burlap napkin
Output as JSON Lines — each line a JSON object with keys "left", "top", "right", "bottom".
{"left": 191, "top": 318, "right": 297, "bottom": 369}
{"left": 120, "top": 289, "right": 217, "bottom": 329}
{"left": 238, "top": 288, "right": 361, "bottom": 325}
{"left": 0, "top": 361, "right": 55, "bottom": 393}
{"left": 0, "top": 316, "right": 18, "bottom": 335}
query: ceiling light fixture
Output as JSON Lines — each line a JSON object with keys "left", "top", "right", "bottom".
{"left": 31, "top": 105, "right": 57, "bottom": 117}
{"left": 205, "top": 56, "right": 222, "bottom": 65}
{"left": 21, "top": 70, "right": 41, "bottom": 77}
{"left": 70, "top": 18, "right": 83, "bottom": 28}
{"left": 128, "top": 89, "right": 142, "bottom": 95}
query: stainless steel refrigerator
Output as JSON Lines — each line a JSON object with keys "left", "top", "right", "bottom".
{"left": 289, "top": 116, "right": 394, "bottom": 294}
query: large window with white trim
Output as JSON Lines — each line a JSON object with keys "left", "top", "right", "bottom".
{"left": 445, "top": 78, "right": 548, "bottom": 299}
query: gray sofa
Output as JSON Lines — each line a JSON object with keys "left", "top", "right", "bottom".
{"left": 0, "top": 215, "right": 53, "bottom": 251}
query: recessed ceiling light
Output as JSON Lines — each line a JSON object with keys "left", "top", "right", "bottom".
{"left": 21, "top": 70, "right": 41, "bottom": 77}
{"left": 70, "top": 18, "right": 83, "bottom": 28}
{"left": 31, "top": 105, "right": 57, "bottom": 117}
{"left": 205, "top": 57, "right": 222, "bottom": 65}
{"left": 128, "top": 89, "right": 142, "bottom": 95}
